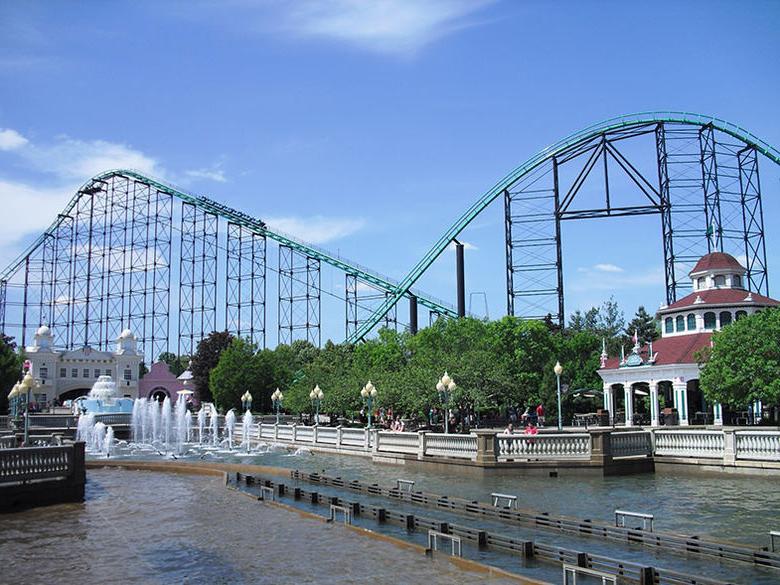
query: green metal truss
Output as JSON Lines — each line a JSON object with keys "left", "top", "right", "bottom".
{"left": 346, "top": 111, "right": 780, "bottom": 343}
{"left": 0, "top": 169, "right": 458, "bottom": 322}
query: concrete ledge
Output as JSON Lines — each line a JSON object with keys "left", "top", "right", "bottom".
{"left": 0, "top": 479, "right": 85, "bottom": 512}
{"left": 655, "top": 456, "right": 780, "bottom": 477}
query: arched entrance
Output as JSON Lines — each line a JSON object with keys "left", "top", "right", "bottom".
{"left": 150, "top": 387, "right": 170, "bottom": 403}
{"left": 59, "top": 388, "right": 90, "bottom": 402}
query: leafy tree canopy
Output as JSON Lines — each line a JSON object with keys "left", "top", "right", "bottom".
{"left": 191, "top": 331, "right": 234, "bottom": 403}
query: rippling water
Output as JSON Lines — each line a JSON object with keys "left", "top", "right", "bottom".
{"left": 0, "top": 469, "right": 519, "bottom": 585}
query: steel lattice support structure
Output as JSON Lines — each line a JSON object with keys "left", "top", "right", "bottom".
{"left": 738, "top": 147, "right": 768, "bottom": 294}
{"left": 178, "top": 202, "right": 218, "bottom": 358}
{"left": 345, "top": 274, "right": 398, "bottom": 338}
{"left": 226, "top": 222, "right": 267, "bottom": 347}
{"left": 278, "top": 245, "right": 321, "bottom": 346}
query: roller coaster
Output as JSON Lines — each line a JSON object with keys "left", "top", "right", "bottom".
{"left": 1, "top": 112, "right": 777, "bottom": 360}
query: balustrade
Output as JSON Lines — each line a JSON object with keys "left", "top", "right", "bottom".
{"left": 376, "top": 431, "right": 418, "bottom": 454}
{"left": 423, "top": 433, "right": 477, "bottom": 460}
{"left": 0, "top": 445, "right": 74, "bottom": 483}
{"left": 612, "top": 431, "right": 652, "bottom": 458}
{"left": 654, "top": 430, "right": 724, "bottom": 458}
{"left": 316, "top": 427, "right": 338, "bottom": 445}
{"left": 339, "top": 428, "right": 366, "bottom": 447}
{"left": 735, "top": 431, "right": 780, "bottom": 461}
{"left": 497, "top": 433, "right": 590, "bottom": 460}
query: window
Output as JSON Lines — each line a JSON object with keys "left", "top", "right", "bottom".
{"left": 719, "top": 311, "right": 732, "bottom": 327}
{"left": 704, "top": 312, "right": 716, "bottom": 329}
{"left": 687, "top": 313, "right": 696, "bottom": 330}
{"left": 736, "top": 310, "right": 748, "bottom": 321}
{"left": 71, "top": 368, "right": 78, "bottom": 378}
{"left": 105, "top": 369, "right": 112, "bottom": 376}
{"left": 697, "top": 277, "right": 706, "bottom": 289}
{"left": 124, "top": 369, "right": 132, "bottom": 381}
{"left": 676, "top": 315, "right": 685, "bottom": 332}
{"left": 94, "top": 368, "right": 101, "bottom": 378}
{"left": 733, "top": 275, "right": 742, "bottom": 288}
{"left": 714, "top": 275, "right": 726, "bottom": 287}
{"left": 39, "top": 367, "right": 48, "bottom": 379}
{"left": 60, "top": 368, "right": 66, "bottom": 378}
{"left": 665, "top": 317, "right": 673, "bottom": 334}
{"left": 83, "top": 368, "right": 90, "bottom": 378}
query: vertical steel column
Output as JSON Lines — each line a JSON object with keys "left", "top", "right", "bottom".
{"left": 656, "top": 123, "right": 677, "bottom": 305}
{"left": 553, "top": 156, "right": 564, "bottom": 327}
{"left": 128, "top": 180, "right": 151, "bottom": 353}
{"left": 38, "top": 233, "right": 55, "bottom": 328}
{"left": 306, "top": 256, "right": 321, "bottom": 347}
{"left": 738, "top": 147, "right": 768, "bottom": 295}
{"left": 21, "top": 256, "right": 30, "bottom": 347}
{"left": 455, "top": 241, "right": 465, "bottom": 318}
{"left": 70, "top": 188, "right": 96, "bottom": 348}
{"left": 226, "top": 222, "right": 243, "bottom": 335}
{"left": 249, "top": 232, "right": 267, "bottom": 348}
{"left": 0, "top": 279, "right": 6, "bottom": 335}
{"left": 51, "top": 215, "right": 74, "bottom": 347}
{"left": 345, "top": 274, "right": 358, "bottom": 338}
{"left": 200, "top": 211, "right": 218, "bottom": 341}
{"left": 503, "top": 188, "right": 514, "bottom": 317}
{"left": 409, "top": 295, "right": 418, "bottom": 334}
{"left": 278, "top": 245, "right": 294, "bottom": 345}
{"left": 178, "top": 202, "right": 198, "bottom": 357}
{"left": 150, "top": 189, "right": 173, "bottom": 361}
{"left": 105, "top": 175, "right": 130, "bottom": 349}
{"left": 699, "top": 124, "right": 722, "bottom": 252}
{"left": 91, "top": 184, "right": 110, "bottom": 350}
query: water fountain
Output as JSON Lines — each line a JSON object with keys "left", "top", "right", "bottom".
{"left": 79, "top": 376, "right": 134, "bottom": 414}
{"left": 197, "top": 407, "right": 206, "bottom": 444}
{"left": 241, "top": 410, "right": 253, "bottom": 453}
{"left": 224, "top": 409, "right": 236, "bottom": 449}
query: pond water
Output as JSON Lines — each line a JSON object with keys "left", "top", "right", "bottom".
{"left": 0, "top": 468, "right": 519, "bottom": 585}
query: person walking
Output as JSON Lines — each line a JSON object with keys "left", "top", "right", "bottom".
{"left": 536, "top": 403, "right": 545, "bottom": 427}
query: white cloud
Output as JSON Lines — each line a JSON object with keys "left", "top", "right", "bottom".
{"left": 184, "top": 166, "right": 227, "bottom": 183}
{"left": 266, "top": 215, "right": 366, "bottom": 244}
{"left": 0, "top": 128, "right": 29, "bottom": 151}
{"left": 0, "top": 179, "right": 75, "bottom": 252}
{"left": 570, "top": 266, "right": 665, "bottom": 292}
{"left": 594, "top": 263, "right": 624, "bottom": 273}
{"left": 22, "top": 137, "right": 161, "bottom": 180}
{"left": 447, "top": 240, "right": 478, "bottom": 251}
{"left": 279, "top": 0, "right": 494, "bottom": 55}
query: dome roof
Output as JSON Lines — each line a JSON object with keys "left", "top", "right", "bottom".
{"left": 36, "top": 325, "right": 51, "bottom": 336}
{"left": 690, "top": 252, "right": 744, "bottom": 275}
{"left": 119, "top": 329, "right": 134, "bottom": 340}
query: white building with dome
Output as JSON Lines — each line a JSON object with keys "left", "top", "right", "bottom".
{"left": 598, "top": 252, "right": 778, "bottom": 427}
{"left": 24, "top": 326, "right": 144, "bottom": 404}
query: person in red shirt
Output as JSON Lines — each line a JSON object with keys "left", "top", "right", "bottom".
{"left": 536, "top": 403, "right": 545, "bottom": 427}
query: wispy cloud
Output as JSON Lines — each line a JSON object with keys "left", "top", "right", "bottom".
{"left": 184, "top": 166, "right": 227, "bottom": 183}
{"left": 594, "top": 263, "right": 623, "bottom": 273}
{"left": 276, "top": 0, "right": 495, "bottom": 55}
{"left": 570, "top": 266, "right": 664, "bottom": 292}
{"left": 0, "top": 128, "right": 29, "bottom": 151}
{"left": 447, "top": 240, "right": 478, "bottom": 251}
{"left": 266, "top": 215, "right": 366, "bottom": 244}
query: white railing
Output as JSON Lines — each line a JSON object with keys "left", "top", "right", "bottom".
{"left": 276, "top": 424, "right": 294, "bottom": 441}
{"left": 654, "top": 430, "right": 724, "bottom": 458}
{"left": 497, "top": 433, "right": 590, "bottom": 460}
{"left": 316, "top": 426, "right": 338, "bottom": 445}
{"left": 612, "top": 431, "right": 652, "bottom": 458}
{"left": 296, "top": 426, "right": 314, "bottom": 443}
{"left": 339, "top": 428, "right": 366, "bottom": 448}
{"left": 259, "top": 424, "right": 275, "bottom": 440}
{"left": 736, "top": 431, "right": 780, "bottom": 461}
{"left": 423, "top": 433, "right": 477, "bottom": 460}
{"left": 376, "top": 431, "right": 418, "bottom": 454}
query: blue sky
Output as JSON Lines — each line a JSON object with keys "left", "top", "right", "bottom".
{"left": 1, "top": 0, "right": 779, "bottom": 339}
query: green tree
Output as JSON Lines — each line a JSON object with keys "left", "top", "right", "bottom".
{"left": 698, "top": 308, "right": 780, "bottom": 407}
{"left": 158, "top": 351, "right": 188, "bottom": 376}
{"left": 625, "top": 306, "right": 659, "bottom": 343}
{"left": 210, "top": 338, "right": 261, "bottom": 411}
{"left": 0, "top": 335, "right": 23, "bottom": 413}
{"left": 191, "top": 331, "right": 235, "bottom": 404}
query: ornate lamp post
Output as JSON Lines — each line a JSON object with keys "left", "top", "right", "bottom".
{"left": 8, "top": 383, "right": 20, "bottom": 419}
{"left": 360, "top": 381, "right": 377, "bottom": 429}
{"left": 271, "top": 388, "right": 284, "bottom": 424}
{"left": 20, "top": 371, "right": 36, "bottom": 445}
{"left": 554, "top": 361, "right": 563, "bottom": 431}
{"left": 241, "top": 391, "right": 253, "bottom": 412}
{"left": 309, "top": 385, "right": 324, "bottom": 425}
{"left": 436, "top": 372, "right": 457, "bottom": 434}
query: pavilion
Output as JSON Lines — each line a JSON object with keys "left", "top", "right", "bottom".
{"left": 597, "top": 252, "right": 777, "bottom": 427}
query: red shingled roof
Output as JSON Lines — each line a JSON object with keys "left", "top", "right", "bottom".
{"left": 602, "top": 333, "right": 712, "bottom": 370}
{"left": 659, "top": 288, "right": 778, "bottom": 313}
{"left": 690, "top": 252, "right": 744, "bottom": 274}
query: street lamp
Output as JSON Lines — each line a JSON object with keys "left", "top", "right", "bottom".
{"left": 360, "top": 381, "right": 377, "bottom": 429}
{"left": 8, "top": 383, "right": 20, "bottom": 418}
{"left": 20, "top": 371, "right": 35, "bottom": 445}
{"left": 309, "top": 384, "right": 324, "bottom": 425}
{"left": 554, "top": 361, "right": 563, "bottom": 431}
{"left": 271, "top": 388, "right": 284, "bottom": 424}
{"left": 241, "top": 391, "right": 253, "bottom": 412}
{"left": 436, "top": 372, "right": 457, "bottom": 434}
